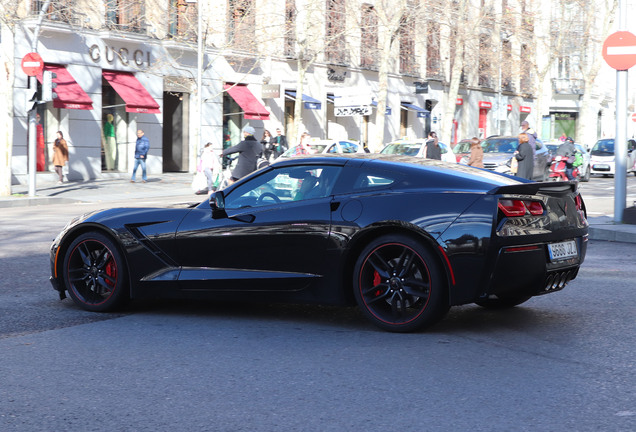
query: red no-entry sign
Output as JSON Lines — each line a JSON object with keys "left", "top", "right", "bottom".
{"left": 632, "top": 113, "right": 636, "bottom": 122}
{"left": 21, "top": 52, "right": 44, "bottom": 76}
{"left": 602, "top": 31, "right": 636, "bottom": 70}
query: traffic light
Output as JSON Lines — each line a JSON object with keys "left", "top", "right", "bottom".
{"left": 26, "top": 88, "right": 38, "bottom": 112}
{"left": 42, "top": 70, "right": 57, "bottom": 102}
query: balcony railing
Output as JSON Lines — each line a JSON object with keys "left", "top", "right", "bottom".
{"left": 552, "top": 78, "right": 585, "bottom": 95}
{"left": 31, "top": 0, "right": 74, "bottom": 23}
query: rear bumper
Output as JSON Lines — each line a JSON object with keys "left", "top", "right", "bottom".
{"left": 487, "top": 235, "right": 587, "bottom": 298}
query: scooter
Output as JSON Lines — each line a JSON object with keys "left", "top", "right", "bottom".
{"left": 549, "top": 155, "right": 579, "bottom": 181}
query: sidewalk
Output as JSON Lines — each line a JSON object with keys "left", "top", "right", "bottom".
{"left": 2, "top": 172, "right": 636, "bottom": 244}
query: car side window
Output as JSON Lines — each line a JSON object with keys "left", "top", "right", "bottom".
{"left": 224, "top": 165, "right": 343, "bottom": 210}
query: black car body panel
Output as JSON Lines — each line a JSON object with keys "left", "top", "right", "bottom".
{"left": 50, "top": 154, "right": 588, "bottom": 329}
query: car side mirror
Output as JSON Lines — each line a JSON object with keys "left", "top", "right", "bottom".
{"left": 209, "top": 191, "right": 227, "bottom": 219}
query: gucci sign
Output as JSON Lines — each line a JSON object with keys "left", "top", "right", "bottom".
{"left": 89, "top": 44, "right": 151, "bottom": 68}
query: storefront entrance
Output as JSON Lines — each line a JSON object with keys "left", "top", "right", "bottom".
{"left": 163, "top": 92, "right": 189, "bottom": 172}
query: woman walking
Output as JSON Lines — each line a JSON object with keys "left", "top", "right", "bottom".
{"left": 53, "top": 131, "right": 69, "bottom": 184}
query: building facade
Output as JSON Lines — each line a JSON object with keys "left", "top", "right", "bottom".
{"left": 0, "top": 0, "right": 629, "bottom": 190}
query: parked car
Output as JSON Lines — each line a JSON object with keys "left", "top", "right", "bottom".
{"left": 50, "top": 154, "right": 588, "bottom": 333}
{"left": 481, "top": 136, "right": 551, "bottom": 181}
{"left": 589, "top": 138, "right": 636, "bottom": 177}
{"left": 453, "top": 139, "right": 473, "bottom": 164}
{"left": 545, "top": 142, "right": 591, "bottom": 182}
{"left": 379, "top": 139, "right": 457, "bottom": 163}
{"left": 277, "top": 139, "right": 363, "bottom": 159}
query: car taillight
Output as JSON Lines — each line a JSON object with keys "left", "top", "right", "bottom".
{"left": 575, "top": 194, "right": 583, "bottom": 211}
{"left": 498, "top": 199, "right": 545, "bottom": 217}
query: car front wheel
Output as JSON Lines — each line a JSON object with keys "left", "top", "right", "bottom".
{"left": 63, "top": 231, "right": 129, "bottom": 312}
{"left": 353, "top": 235, "right": 448, "bottom": 332}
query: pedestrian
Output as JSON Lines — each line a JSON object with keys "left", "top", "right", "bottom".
{"left": 520, "top": 120, "right": 537, "bottom": 158}
{"left": 467, "top": 137, "right": 483, "bottom": 168}
{"left": 196, "top": 142, "right": 222, "bottom": 194}
{"left": 514, "top": 132, "right": 534, "bottom": 180}
{"left": 272, "top": 127, "right": 288, "bottom": 158}
{"left": 556, "top": 136, "right": 577, "bottom": 180}
{"left": 296, "top": 131, "right": 312, "bottom": 155}
{"left": 425, "top": 131, "right": 442, "bottom": 160}
{"left": 52, "top": 130, "right": 68, "bottom": 185}
{"left": 559, "top": 133, "right": 567, "bottom": 142}
{"left": 261, "top": 129, "right": 273, "bottom": 161}
{"left": 131, "top": 129, "right": 149, "bottom": 183}
{"left": 222, "top": 125, "right": 262, "bottom": 183}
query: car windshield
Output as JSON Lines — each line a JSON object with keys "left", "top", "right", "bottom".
{"left": 591, "top": 139, "right": 615, "bottom": 155}
{"left": 546, "top": 144, "right": 559, "bottom": 153}
{"left": 481, "top": 138, "right": 518, "bottom": 153}
{"left": 380, "top": 143, "right": 422, "bottom": 156}
{"left": 454, "top": 142, "right": 471, "bottom": 153}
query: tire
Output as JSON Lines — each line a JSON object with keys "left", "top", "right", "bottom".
{"left": 474, "top": 295, "right": 532, "bottom": 309}
{"left": 63, "top": 231, "right": 129, "bottom": 312}
{"left": 581, "top": 166, "right": 591, "bottom": 182}
{"left": 353, "top": 234, "right": 449, "bottom": 332}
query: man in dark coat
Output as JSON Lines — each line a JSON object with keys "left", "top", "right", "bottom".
{"left": 425, "top": 131, "right": 442, "bottom": 160}
{"left": 272, "top": 127, "right": 288, "bottom": 158}
{"left": 222, "top": 125, "right": 263, "bottom": 182}
{"left": 514, "top": 132, "right": 534, "bottom": 180}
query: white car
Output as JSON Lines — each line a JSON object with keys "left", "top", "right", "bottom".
{"left": 277, "top": 139, "right": 364, "bottom": 159}
{"left": 589, "top": 138, "right": 636, "bottom": 177}
{"left": 379, "top": 139, "right": 457, "bottom": 164}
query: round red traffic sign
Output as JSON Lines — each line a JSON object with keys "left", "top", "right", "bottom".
{"left": 632, "top": 113, "right": 636, "bottom": 122}
{"left": 21, "top": 52, "right": 44, "bottom": 76}
{"left": 603, "top": 31, "right": 636, "bottom": 70}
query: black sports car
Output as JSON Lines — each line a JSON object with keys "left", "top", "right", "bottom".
{"left": 50, "top": 154, "right": 588, "bottom": 332}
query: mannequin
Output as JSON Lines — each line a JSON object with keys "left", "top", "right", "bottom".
{"left": 103, "top": 113, "right": 116, "bottom": 170}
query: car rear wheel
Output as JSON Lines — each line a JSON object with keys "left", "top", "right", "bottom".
{"left": 474, "top": 295, "right": 532, "bottom": 309}
{"left": 353, "top": 235, "right": 448, "bottom": 332}
{"left": 63, "top": 231, "right": 129, "bottom": 312}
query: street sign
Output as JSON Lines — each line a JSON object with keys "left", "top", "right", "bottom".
{"left": 602, "top": 31, "right": 636, "bottom": 70}
{"left": 632, "top": 113, "right": 636, "bottom": 122}
{"left": 21, "top": 52, "right": 44, "bottom": 76}
{"left": 335, "top": 106, "right": 372, "bottom": 117}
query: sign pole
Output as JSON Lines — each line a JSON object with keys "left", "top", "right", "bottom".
{"left": 614, "top": 0, "right": 627, "bottom": 222}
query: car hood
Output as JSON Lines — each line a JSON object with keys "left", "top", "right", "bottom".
{"left": 481, "top": 153, "right": 513, "bottom": 164}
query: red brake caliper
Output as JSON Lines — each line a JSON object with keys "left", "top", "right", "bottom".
{"left": 373, "top": 271, "right": 382, "bottom": 297}
{"left": 105, "top": 259, "right": 116, "bottom": 287}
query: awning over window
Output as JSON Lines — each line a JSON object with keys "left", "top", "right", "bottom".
{"left": 401, "top": 102, "right": 429, "bottom": 118}
{"left": 285, "top": 90, "right": 321, "bottom": 110}
{"left": 36, "top": 64, "right": 93, "bottom": 110}
{"left": 103, "top": 70, "right": 161, "bottom": 114}
{"left": 224, "top": 84, "right": 270, "bottom": 120}
{"left": 371, "top": 100, "right": 392, "bottom": 115}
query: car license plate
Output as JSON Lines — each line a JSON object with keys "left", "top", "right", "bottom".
{"left": 593, "top": 164, "right": 609, "bottom": 170}
{"left": 548, "top": 240, "right": 578, "bottom": 261}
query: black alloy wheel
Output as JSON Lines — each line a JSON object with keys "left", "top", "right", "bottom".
{"left": 353, "top": 234, "right": 448, "bottom": 332}
{"left": 63, "top": 231, "right": 129, "bottom": 312}
{"left": 474, "top": 294, "right": 532, "bottom": 309}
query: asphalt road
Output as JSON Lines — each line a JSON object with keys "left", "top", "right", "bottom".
{"left": 0, "top": 196, "right": 635, "bottom": 431}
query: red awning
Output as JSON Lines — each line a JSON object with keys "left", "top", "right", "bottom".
{"left": 224, "top": 84, "right": 270, "bottom": 120}
{"left": 36, "top": 64, "right": 93, "bottom": 110}
{"left": 103, "top": 70, "right": 160, "bottom": 114}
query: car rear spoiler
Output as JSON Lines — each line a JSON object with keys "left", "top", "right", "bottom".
{"left": 488, "top": 181, "right": 577, "bottom": 197}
